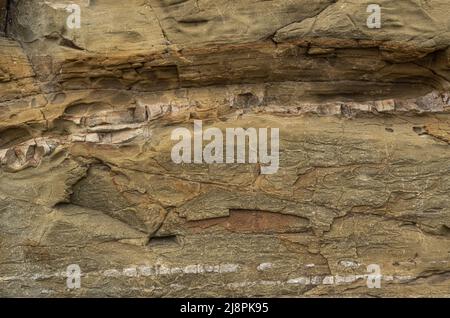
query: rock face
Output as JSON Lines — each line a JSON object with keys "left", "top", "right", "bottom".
{"left": 0, "top": 0, "right": 449, "bottom": 297}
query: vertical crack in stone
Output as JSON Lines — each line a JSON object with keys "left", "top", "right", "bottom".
{"left": 2, "top": 0, "right": 11, "bottom": 35}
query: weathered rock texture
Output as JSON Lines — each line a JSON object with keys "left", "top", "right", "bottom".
{"left": 0, "top": 0, "right": 449, "bottom": 297}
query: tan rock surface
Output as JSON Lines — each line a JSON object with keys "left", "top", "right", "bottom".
{"left": 0, "top": 0, "right": 449, "bottom": 297}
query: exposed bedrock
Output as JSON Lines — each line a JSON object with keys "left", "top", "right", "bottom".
{"left": 0, "top": 0, "right": 449, "bottom": 297}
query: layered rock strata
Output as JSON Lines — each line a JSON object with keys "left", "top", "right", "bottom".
{"left": 0, "top": 0, "right": 449, "bottom": 297}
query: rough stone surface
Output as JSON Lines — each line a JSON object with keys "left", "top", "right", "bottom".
{"left": 0, "top": 0, "right": 449, "bottom": 297}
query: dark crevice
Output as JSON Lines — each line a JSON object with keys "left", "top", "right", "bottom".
{"left": 147, "top": 235, "right": 179, "bottom": 247}
{"left": 413, "top": 126, "right": 426, "bottom": 135}
{"left": 3, "top": 0, "right": 12, "bottom": 36}
{"left": 178, "top": 18, "right": 209, "bottom": 26}
{"left": 59, "top": 38, "right": 85, "bottom": 51}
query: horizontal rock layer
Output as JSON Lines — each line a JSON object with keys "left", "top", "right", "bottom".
{"left": 0, "top": 0, "right": 449, "bottom": 297}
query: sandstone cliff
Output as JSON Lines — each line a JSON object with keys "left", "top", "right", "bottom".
{"left": 0, "top": 0, "right": 449, "bottom": 297}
